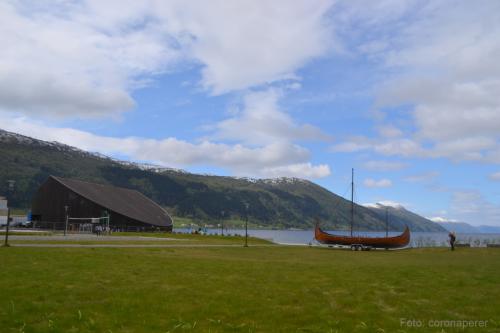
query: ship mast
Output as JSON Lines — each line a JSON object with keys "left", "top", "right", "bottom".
{"left": 385, "top": 206, "right": 389, "bottom": 237}
{"left": 350, "top": 168, "right": 354, "bottom": 237}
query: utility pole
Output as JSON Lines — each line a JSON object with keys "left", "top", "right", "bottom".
{"left": 220, "top": 210, "right": 225, "bottom": 236}
{"left": 3, "top": 180, "right": 16, "bottom": 247}
{"left": 385, "top": 207, "right": 389, "bottom": 250}
{"left": 3, "top": 206, "right": 11, "bottom": 247}
{"left": 385, "top": 207, "right": 389, "bottom": 238}
{"left": 244, "top": 203, "right": 249, "bottom": 247}
{"left": 350, "top": 168, "right": 354, "bottom": 237}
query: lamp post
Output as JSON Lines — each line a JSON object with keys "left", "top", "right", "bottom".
{"left": 385, "top": 207, "right": 389, "bottom": 251}
{"left": 3, "top": 180, "right": 16, "bottom": 247}
{"left": 244, "top": 202, "right": 249, "bottom": 247}
{"left": 220, "top": 210, "right": 225, "bottom": 236}
{"left": 385, "top": 207, "right": 389, "bottom": 238}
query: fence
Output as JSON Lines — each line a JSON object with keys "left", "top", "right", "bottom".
{"left": 29, "top": 221, "right": 170, "bottom": 233}
{"left": 0, "top": 215, "right": 27, "bottom": 226}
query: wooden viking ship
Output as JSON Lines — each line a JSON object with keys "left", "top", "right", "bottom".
{"left": 314, "top": 169, "right": 410, "bottom": 249}
{"left": 315, "top": 224, "right": 410, "bottom": 249}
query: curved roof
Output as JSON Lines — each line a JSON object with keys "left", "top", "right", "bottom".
{"left": 52, "top": 176, "right": 172, "bottom": 227}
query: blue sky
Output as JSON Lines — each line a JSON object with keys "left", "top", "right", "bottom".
{"left": 1, "top": 0, "right": 500, "bottom": 225}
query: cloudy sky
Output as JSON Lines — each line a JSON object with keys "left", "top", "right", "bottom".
{"left": 1, "top": 0, "right": 500, "bottom": 225}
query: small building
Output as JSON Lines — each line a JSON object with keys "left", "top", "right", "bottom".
{"left": 31, "top": 176, "right": 173, "bottom": 231}
{"left": 0, "top": 215, "right": 27, "bottom": 226}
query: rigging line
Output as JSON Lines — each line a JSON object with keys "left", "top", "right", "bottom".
{"left": 329, "top": 182, "right": 352, "bottom": 214}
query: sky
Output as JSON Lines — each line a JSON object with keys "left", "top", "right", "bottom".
{"left": 1, "top": 0, "right": 500, "bottom": 226}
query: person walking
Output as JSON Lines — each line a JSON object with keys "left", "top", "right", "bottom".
{"left": 449, "top": 232, "right": 456, "bottom": 251}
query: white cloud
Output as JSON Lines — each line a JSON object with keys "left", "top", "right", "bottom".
{"left": 0, "top": 1, "right": 336, "bottom": 179}
{"left": 332, "top": 136, "right": 425, "bottom": 157}
{"left": 373, "top": 138, "right": 424, "bottom": 157}
{"left": 489, "top": 172, "right": 500, "bottom": 181}
{"left": 426, "top": 189, "right": 500, "bottom": 227}
{"left": 330, "top": 139, "right": 371, "bottom": 153}
{"left": 0, "top": 0, "right": 335, "bottom": 118}
{"left": 449, "top": 190, "right": 500, "bottom": 226}
{"left": 0, "top": 1, "right": 178, "bottom": 117}
{"left": 404, "top": 171, "right": 439, "bottom": 183}
{"left": 333, "top": 135, "right": 498, "bottom": 164}
{"left": 0, "top": 115, "right": 330, "bottom": 179}
{"left": 329, "top": 1, "right": 500, "bottom": 165}
{"left": 485, "top": 149, "right": 500, "bottom": 164}
{"left": 363, "top": 178, "right": 392, "bottom": 188}
{"left": 161, "top": 0, "right": 335, "bottom": 94}
{"left": 213, "top": 89, "right": 330, "bottom": 145}
{"left": 362, "top": 160, "right": 407, "bottom": 171}
{"left": 377, "top": 125, "right": 403, "bottom": 138}
{"left": 428, "top": 137, "right": 496, "bottom": 161}
{"left": 374, "top": 1, "right": 500, "bottom": 162}
{"left": 260, "top": 163, "right": 330, "bottom": 179}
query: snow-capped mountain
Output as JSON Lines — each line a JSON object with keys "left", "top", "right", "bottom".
{"left": 363, "top": 201, "right": 447, "bottom": 232}
{"left": 430, "top": 217, "right": 500, "bottom": 234}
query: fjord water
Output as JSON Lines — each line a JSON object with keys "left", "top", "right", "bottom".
{"left": 175, "top": 228, "right": 500, "bottom": 247}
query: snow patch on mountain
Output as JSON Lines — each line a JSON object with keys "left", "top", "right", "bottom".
{"left": 429, "top": 217, "right": 459, "bottom": 223}
{"left": 2, "top": 128, "right": 310, "bottom": 184}
{"left": 363, "top": 201, "right": 405, "bottom": 210}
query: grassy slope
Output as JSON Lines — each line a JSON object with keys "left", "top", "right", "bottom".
{"left": 0, "top": 131, "right": 445, "bottom": 231}
{"left": 0, "top": 247, "right": 498, "bottom": 333}
{"left": 365, "top": 205, "right": 446, "bottom": 232}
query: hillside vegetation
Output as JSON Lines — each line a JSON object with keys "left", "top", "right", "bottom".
{"left": 0, "top": 129, "right": 444, "bottom": 231}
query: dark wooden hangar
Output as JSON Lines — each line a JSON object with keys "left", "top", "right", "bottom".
{"left": 31, "top": 176, "right": 173, "bottom": 231}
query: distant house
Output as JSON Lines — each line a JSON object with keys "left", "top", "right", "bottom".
{"left": 31, "top": 176, "right": 173, "bottom": 231}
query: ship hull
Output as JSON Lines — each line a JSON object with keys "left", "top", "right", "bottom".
{"left": 315, "top": 225, "right": 410, "bottom": 249}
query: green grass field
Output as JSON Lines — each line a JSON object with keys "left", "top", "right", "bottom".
{"left": 1, "top": 246, "right": 499, "bottom": 333}
{"left": 6, "top": 232, "right": 272, "bottom": 246}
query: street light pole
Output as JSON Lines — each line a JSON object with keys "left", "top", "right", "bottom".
{"left": 220, "top": 210, "right": 225, "bottom": 236}
{"left": 4, "top": 206, "right": 11, "bottom": 247}
{"left": 3, "top": 180, "right": 15, "bottom": 247}
{"left": 385, "top": 207, "right": 389, "bottom": 238}
{"left": 244, "top": 203, "right": 249, "bottom": 247}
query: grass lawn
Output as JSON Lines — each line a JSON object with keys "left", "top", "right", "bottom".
{"left": 7, "top": 232, "right": 272, "bottom": 246}
{"left": 112, "top": 232, "right": 271, "bottom": 243}
{"left": 0, "top": 246, "right": 499, "bottom": 333}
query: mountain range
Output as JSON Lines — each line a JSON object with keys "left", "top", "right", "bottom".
{"left": 0, "top": 128, "right": 446, "bottom": 231}
{"left": 363, "top": 202, "right": 446, "bottom": 233}
{"left": 429, "top": 217, "right": 500, "bottom": 234}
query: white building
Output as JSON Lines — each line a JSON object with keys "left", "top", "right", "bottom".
{"left": 0, "top": 197, "right": 7, "bottom": 210}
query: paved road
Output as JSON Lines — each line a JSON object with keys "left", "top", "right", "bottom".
{"left": 4, "top": 232, "right": 284, "bottom": 248}
{"left": 8, "top": 243, "right": 279, "bottom": 248}
{"left": 9, "top": 243, "right": 277, "bottom": 248}
{"left": 6, "top": 234, "right": 186, "bottom": 242}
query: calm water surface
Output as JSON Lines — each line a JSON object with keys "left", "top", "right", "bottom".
{"left": 175, "top": 228, "right": 500, "bottom": 248}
